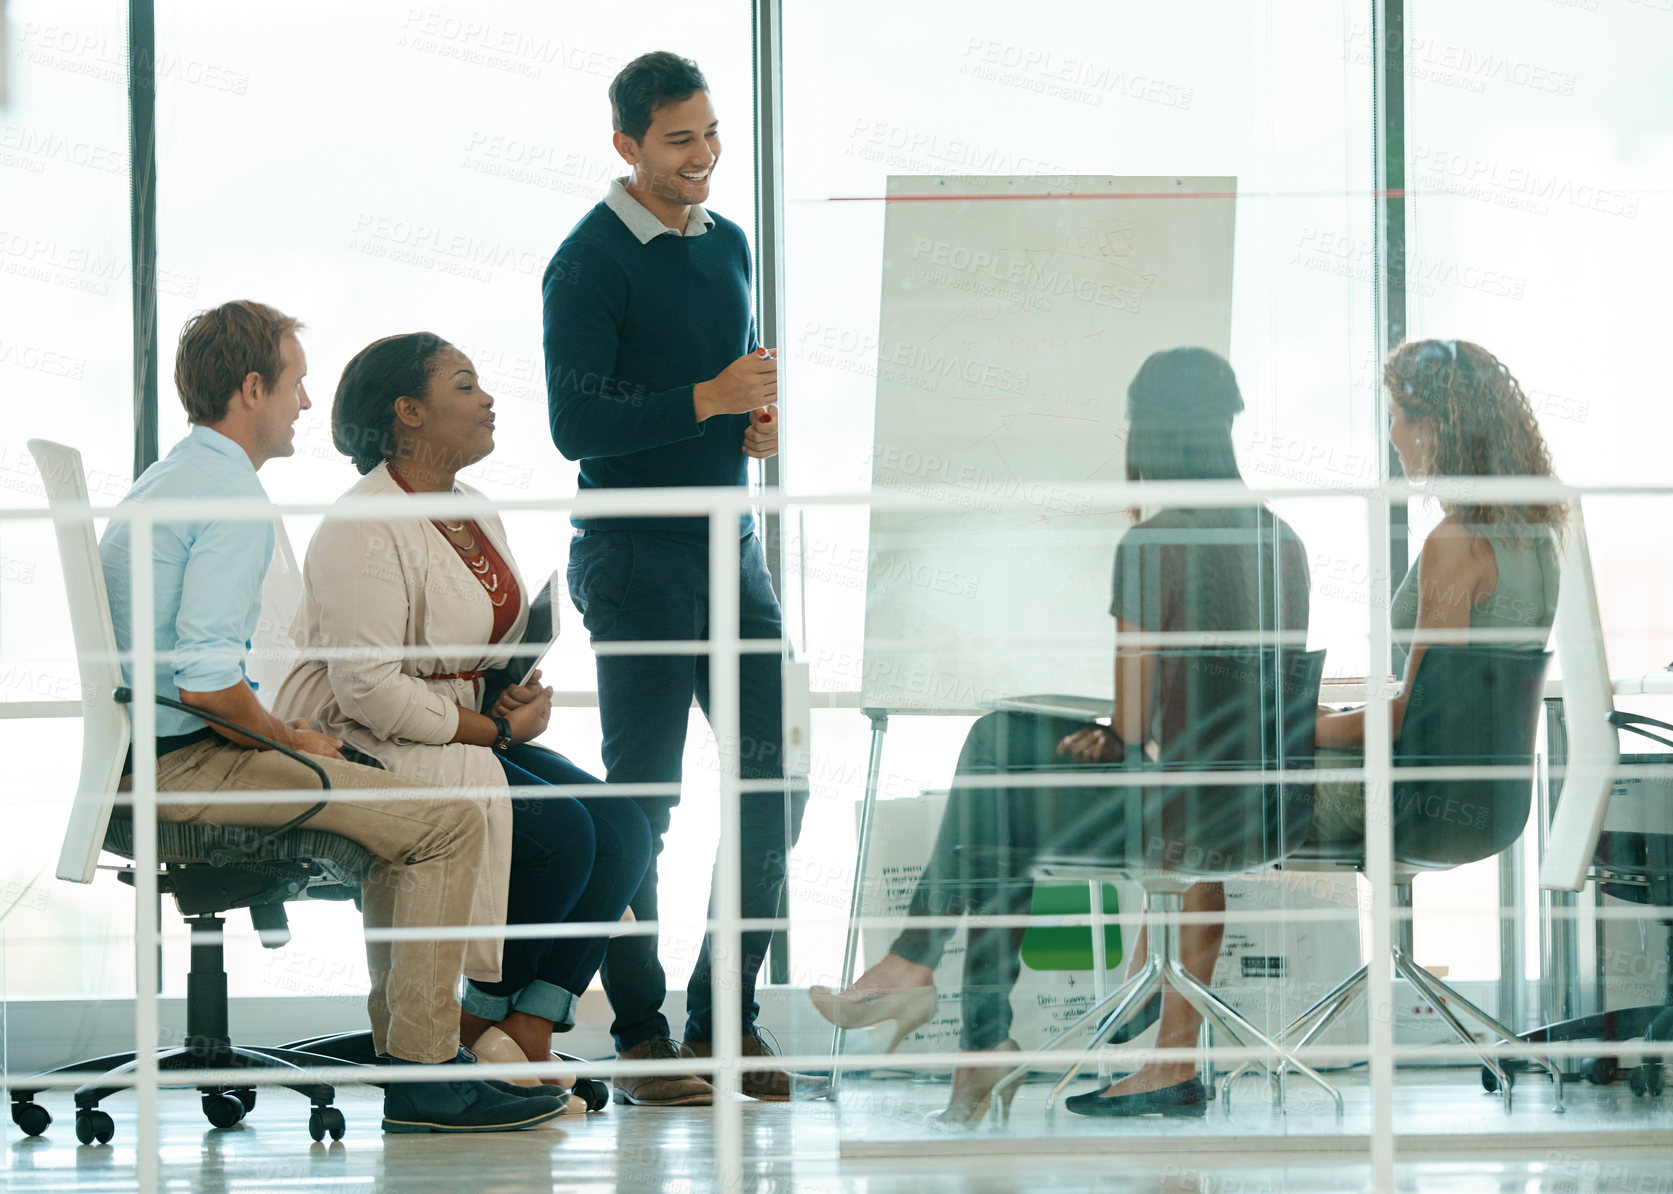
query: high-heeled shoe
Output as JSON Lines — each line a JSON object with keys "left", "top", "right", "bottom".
{"left": 470, "top": 1026, "right": 538, "bottom": 1087}
{"left": 931, "top": 1040, "right": 1023, "bottom": 1127}
{"left": 808, "top": 983, "right": 939, "bottom": 1054}
{"left": 472, "top": 1027, "right": 577, "bottom": 1100}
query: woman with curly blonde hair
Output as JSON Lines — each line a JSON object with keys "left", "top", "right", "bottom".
{"left": 1311, "top": 338, "right": 1566, "bottom": 841}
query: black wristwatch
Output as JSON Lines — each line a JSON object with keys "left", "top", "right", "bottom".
{"left": 491, "top": 716, "right": 513, "bottom": 753}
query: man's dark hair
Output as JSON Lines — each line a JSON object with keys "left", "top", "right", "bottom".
{"left": 609, "top": 51, "right": 708, "bottom": 142}
{"left": 332, "top": 332, "right": 451, "bottom": 475}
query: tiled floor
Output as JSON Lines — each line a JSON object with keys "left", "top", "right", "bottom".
{"left": 4, "top": 1073, "right": 1671, "bottom": 1192}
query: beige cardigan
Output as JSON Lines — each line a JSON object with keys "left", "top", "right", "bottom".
{"left": 272, "top": 463, "right": 526, "bottom": 981}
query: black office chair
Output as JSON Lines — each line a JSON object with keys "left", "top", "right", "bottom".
{"left": 1229, "top": 644, "right": 1562, "bottom": 1112}
{"left": 9, "top": 440, "right": 365, "bottom": 1145}
{"left": 981, "top": 646, "right": 1333, "bottom": 1116}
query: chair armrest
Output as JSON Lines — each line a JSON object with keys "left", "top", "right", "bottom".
{"left": 113, "top": 687, "right": 330, "bottom": 866}
{"left": 1611, "top": 710, "right": 1673, "bottom": 752}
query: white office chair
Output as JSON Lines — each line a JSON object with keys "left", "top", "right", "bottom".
{"left": 9, "top": 440, "right": 367, "bottom": 1146}
{"left": 1528, "top": 508, "right": 1673, "bottom": 1096}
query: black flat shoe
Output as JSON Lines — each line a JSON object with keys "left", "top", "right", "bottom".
{"left": 1064, "top": 1076, "right": 1207, "bottom": 1118}
{"left": 1107, "top": 993, "right": 1161, "bottom": 1045}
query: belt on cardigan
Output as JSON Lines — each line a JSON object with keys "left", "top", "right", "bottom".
{"left": 424, "top": 669, "right": 486, "bottom": 696}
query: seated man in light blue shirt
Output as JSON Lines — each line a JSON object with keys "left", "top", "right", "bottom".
{"left": 100, "top": 300, "right": 564, "bottom": 1134}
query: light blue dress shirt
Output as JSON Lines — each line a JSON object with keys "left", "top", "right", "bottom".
{"left": 99, "top": 425, "right": 275, "bottom": 739}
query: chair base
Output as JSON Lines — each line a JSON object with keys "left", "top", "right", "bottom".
{"left": 281, "top": 1030, "right": 384, "bottom": 1066}
{"left": 9, "top": 1043, "right": 345, "bottom": 1142}
{"left": 991, "top": 887, "right": 1345, "bottom": 1122}
{"left": 1502, "top": 1004, "right": 1672, "bottom": 1090}
{"left": 1222, "top": 948, "right": 1569, "bottom": 1114}
{"left": 9, "top": 911, "right": 354, "bottom": 1143}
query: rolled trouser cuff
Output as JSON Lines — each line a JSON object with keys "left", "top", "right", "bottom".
{"left": 461, "top": 980, "right": 512, "bottom": 1023}
{"left": 512, "top": 980, "right": 579, "bottom": 1029}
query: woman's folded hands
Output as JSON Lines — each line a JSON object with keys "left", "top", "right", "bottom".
{"left": 493, "top": 669, "right": 554, "bottom": 745}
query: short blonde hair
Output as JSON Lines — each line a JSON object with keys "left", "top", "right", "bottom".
{"left": 174, "top": 300, "right": 303, "bottom": 424}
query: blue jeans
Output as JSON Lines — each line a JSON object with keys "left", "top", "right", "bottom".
{"left": 463, "top": 744, "right": 651, "bottom": 1031}
{"left": 567, "top": 528, "right": 806, "bottom": 1048}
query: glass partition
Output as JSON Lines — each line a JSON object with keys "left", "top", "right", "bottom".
{"left": 781, "top": 0, "right": 1382, "bottom": 1153}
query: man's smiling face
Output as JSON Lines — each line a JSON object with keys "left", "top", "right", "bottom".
{"left": 620, "top": 89, "right": 720, "bottom": 209}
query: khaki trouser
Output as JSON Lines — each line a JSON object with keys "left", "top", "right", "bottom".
{"left": 1309, "top": 746, "right": 1368, "bottom": 845}
{"left": 122, "top": 738, "right": 487, "bottom": 1064}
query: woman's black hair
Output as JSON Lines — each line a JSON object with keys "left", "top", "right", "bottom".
{"left": 1124, "top": 346, "right": 1245, "bottom": 482}
{"left": 332, "top": 332, "right": 453, "bottom": 475}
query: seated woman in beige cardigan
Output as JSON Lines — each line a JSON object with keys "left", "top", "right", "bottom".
{"left": 276, "top": 332, "right": 651, "bottom": 1094}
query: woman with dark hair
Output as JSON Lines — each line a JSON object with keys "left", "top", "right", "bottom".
{"left": 810, "top": 347, "right": 1311, "bottom": 1121}
{"left": 1311, "top": 339, "right": 1564, "bottom": 838}
{"left": 274, "top": 333, "right": 651, "bottom": 1099}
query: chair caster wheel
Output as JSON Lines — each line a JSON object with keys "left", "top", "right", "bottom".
{"left": 1629, "top": 1065, "right": 1664, "bottom": 1098}
{"left": 572, "top": 1079, "right": 610, "bottom": 1112}
{"left": 309, "top": 1106, "right": 346, "bottom": 1141}
{"left": 1585, "top": 1057, "right": 1619, "bottom": 1086}
{"left": 1480, "top": 1066, "right": 1512, "bottom": 1095}
{"left": 231, "top": 1088, "right": 257, "bottom": 1113}
{"left": 202, "top": 1092, "right": 246, "bottom": 1129}
{"left": 12, "top": 1101, "right": 52, "bottom": 1137}
{"left": 75, "top": 1109, "right": 115, "bottom": 1145}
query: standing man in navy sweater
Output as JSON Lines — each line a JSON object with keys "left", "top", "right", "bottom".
{"left": 543, "top": 51, "right": 816, "bottom": 1105}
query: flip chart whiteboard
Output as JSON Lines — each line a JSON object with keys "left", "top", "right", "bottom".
{"left": 861, "top": 175, "right": 1236, "bottom": 712}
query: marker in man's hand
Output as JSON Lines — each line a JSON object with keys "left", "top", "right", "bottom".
{"left": 754, "top": 348, "right": 776, "bottom": 422}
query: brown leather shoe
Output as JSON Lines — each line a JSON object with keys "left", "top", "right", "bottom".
{"left": 612, "top": 1036, "right": 715, "bottom": 1107}
{"left": 685, "top": 1031, "right": 829, "bottom": 1102}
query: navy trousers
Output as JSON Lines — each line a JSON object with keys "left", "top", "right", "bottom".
{"left": 467, "top": 744, "right": 652, "bottom": 1027}
{"left": 567, "top": 527, "right": 805, "bottom": 1048}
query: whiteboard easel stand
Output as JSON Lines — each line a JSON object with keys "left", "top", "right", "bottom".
{"left": 829, "top": 706, "right": 890, "bottom": 1101}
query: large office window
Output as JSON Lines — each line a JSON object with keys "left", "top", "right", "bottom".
{"left": 150, "top": 1, "right": 756, "bottom": 1002}
{"left": 0, "top": 0, "right": 136, "bottom": 998}
{"left": 2, "top": 1, "right": 756, "bottom": 1001}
